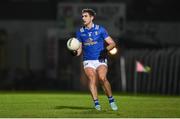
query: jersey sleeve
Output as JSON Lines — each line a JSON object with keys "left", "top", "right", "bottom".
{"left": 76, "top": 30, "right": 82, "bottom": 42}
{"left": 100, "top": 26, "right": 109, "bottom": 40}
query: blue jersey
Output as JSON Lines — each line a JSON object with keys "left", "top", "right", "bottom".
{"left": 76, "top": 24, "right": 109, "bottom": 61}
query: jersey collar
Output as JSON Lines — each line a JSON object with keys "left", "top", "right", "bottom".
{"left": 84, "top": 23, "right": 95, "bottom": 30}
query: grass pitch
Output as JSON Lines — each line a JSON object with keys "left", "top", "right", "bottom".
{"left": 0, "top": 91, "right": 180, "bottom": 118}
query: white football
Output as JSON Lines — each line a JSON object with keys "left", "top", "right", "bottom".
{"left": 67, "top": 37, "right": 80, "bottom": 50}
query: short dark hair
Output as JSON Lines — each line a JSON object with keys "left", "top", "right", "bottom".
{"left": 82, "top": 8, "right": 96, "bottom": 17}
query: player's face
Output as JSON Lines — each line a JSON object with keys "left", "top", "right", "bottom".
{"left": 82, "top": 12, "right": 93, "bottom": 26}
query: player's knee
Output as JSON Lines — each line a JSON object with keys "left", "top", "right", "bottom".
{"left": 99, "top": 75, "right": 107, "bottom": 82}
{"left": 87, "top": 73, "right": 95, "bottom": 79}
{"left": 87, "top": 74, "right": 96, "bottom": 82}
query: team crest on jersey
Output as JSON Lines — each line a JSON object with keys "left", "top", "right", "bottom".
{"left": 84, "top": 38, "right": 97, "bottom": 46}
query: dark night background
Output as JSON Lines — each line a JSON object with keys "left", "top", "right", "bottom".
{"left": 0, "top": 0, "right": 180, "bottom": 95}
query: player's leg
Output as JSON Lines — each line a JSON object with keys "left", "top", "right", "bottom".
{"left": 84, "top": 67, "right": 101, "bottom": 110}
{"left": 96, "top": 65, "right": 112, "bottom": 96}
{"left": 96, "top": 65, "right": 118, "bottom": 111}
{"left": 84, "top": 67, "right": 98, "bottom": 100}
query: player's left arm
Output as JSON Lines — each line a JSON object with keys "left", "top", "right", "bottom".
{"left": 104, "top": 36, "right": 116, "bottom": 51}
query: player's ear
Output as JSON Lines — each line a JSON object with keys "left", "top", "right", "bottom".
{"left": 91, "top": 16, "right": 94, "bottom": 21}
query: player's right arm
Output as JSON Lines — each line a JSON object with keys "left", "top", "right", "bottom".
{"left": 76, "top": 29, "right": 83, "bottom": 56}
{"left": 76, "top": 42, "right": 82, "bottom": 56}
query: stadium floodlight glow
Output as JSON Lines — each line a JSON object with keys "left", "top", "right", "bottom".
{"left": 109, "top": 47, "right": 118, "bottom": 55}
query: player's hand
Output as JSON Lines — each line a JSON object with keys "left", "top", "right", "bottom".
{"left": 98, "top": 49, "right": 108, "bottom": 62}
{"left": 70, "top": 50, "right": 77, "bottom": 56}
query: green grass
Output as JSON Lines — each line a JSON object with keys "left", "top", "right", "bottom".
{"left": 0, "top": 91, "right": 180, "bottom": 118}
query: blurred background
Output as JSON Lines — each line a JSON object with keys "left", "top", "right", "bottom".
{"left": 0, "top": 0, "right": 180, "bottom": 95}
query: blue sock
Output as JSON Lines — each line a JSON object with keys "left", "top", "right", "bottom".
{"left": 94, "top": 99, "right": 100, "bottom": 106}
{"left": 108, "top": 96, "right": 115, "bottom": 103}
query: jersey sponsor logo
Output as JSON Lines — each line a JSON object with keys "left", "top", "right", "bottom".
{"left": 84, "top": 38, "right": 97, "bottom": 46}
{"left": 81, "top": 34, "right": 86, "bottom": 36}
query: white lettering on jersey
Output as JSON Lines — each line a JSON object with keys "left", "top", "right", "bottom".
{"left": 84, "top": 38, "right": 97, "bottom": 46}
{"left": 81, "top": 34, "right": 86, "bottom": 36}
